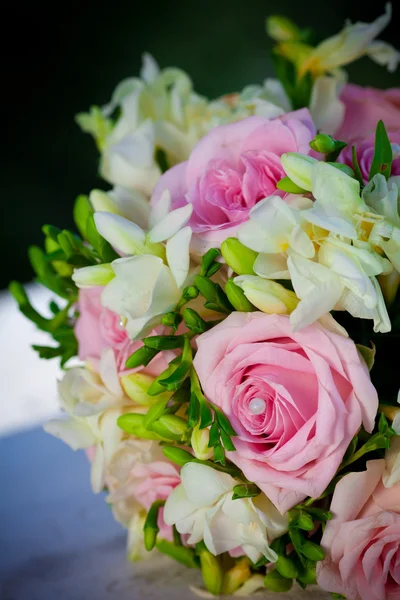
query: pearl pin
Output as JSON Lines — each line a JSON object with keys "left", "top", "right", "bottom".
{"left": 249, "top": 397, "right": 266, "bottom": 415}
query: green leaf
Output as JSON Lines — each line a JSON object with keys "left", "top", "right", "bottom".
{"left": 147, "top": 356, "right": 182, "bottom": 395}
{"left": 73, "top": 194, "right": 93, "bottom": 239}
{"left": 219, "top": 427, "right": 236, "bottom": 452}
{"left": 32, "top": 345, "right": 63, "bottom": 359}
{"left": 125, "top": 345, "right": 159, "bottom": 369}
{"left": 264, "top": 569, "right": 293, "bottom": 592}
{"left": 297, "top": 561, "right": 317, "bottom": 586}
{"left": 143, "top": 335, "right": 186, "bottom": 350}
{"left": 232, "top": 483, "right": 260, "bottom": 500}
{"left": 352, "top": 145, "right": 365, "bottom": 186}
{"left": 356, "top": 342, "right": 376, "bottom": 371}
{"left": 213, "top": 442, "right": 226, "bottom": 466}
{"left": 188, "top": 393, "right": 200, "bottom": 428}
{"left": 157, "top": 338, "right": 192, "bottom": 391}
{"left": 303, "top": 508, "right": 332, "bottom": 522}
{"left": 214, "top": 407, "right": 237, "bottom": 437}
{"left": 369, "top": 120, "right": 393, "bottom": 181}
{"left": 208, "top": 419, "right": 220, "bottom": 447}
{"left": 288, "top": 529, "right": 306, "bottom": 567}
{"left": 162, "top": 446, "right": 194, "bottom": 467}
{"left": 156, "top": 539, "right": 199, "bottom": 569}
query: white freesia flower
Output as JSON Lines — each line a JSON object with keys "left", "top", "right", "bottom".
{"left": 164, "top": 463, "right": 288, "bottom": 563}
{"left": 300, "top": 4, "right": 399, "bottom": 76}
{"left": 234, "top": 275, "right": 299, "bottom": 314}
{"left": 383, "top": 436, "right": 400, "bottom": 488}
{"left": 44, "top": 350, "right": 130, "bottom": 492}
{"left": 101, "top": 255, "right": 182, "bottom": 340}
{"left": 237, "top": 195, "right": 314, "bottom": 256}
{"left": 90, "top": 186, "right": 150, "bottom": 231}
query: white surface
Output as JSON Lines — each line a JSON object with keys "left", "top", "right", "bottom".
{"left": 0, "top": 285, "right": 61, "bottom": 435}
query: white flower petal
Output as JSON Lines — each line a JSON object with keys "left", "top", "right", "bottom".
{"left": 253, "top": 253, "right": 290, "bottom": 280}
{"left": 147, "top": 203, "right": 193, "bottom": 243}
{"left": 149, "top": 189, "right": 171, "bottom": 229}
{"left": 94, "top": 212, "right": 146, "bottom": 255}
{"left": 164, "top": 483, "right": 198, "bottom": 526}
{"left": 91, "top": 444, "right": 106, "bottom": 493}
{"left": 166, "top": 226, "right": 192, "bottom": 288}
{"left": 181, "top": 463, "right": 235, "bottom": 507}
{"left": 310, "top": 76, "right": 345, "bottom": 134}
{"left": 290, "top": 279, "right": 344, "bottom": 331}
{"left": 43, "top": 418, "right": 96, "bottom": 450}
{"left": 289, "top": 224, "right": 315, "bottom": 258}
{"left": 72, "top": 264, "right": 115, "bottom": 288}
{"left": 140, "top": 52, "right": 160, "bottom": 84}
{"left": 100, "top": 348, "right": 123, "bottom": 397}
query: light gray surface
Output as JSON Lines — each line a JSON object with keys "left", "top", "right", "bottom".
{"left": 0, "top": 427, "right": 331, "bottom": 599}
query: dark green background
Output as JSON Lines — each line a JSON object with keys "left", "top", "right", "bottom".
{"left": 3, "top": 0, "right": 398, "bottom": 289}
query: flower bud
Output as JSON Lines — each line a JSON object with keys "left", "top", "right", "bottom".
{"left": 162, "top": 446, "right": 194, "bottom": 467}
{"left": 221, "top": 237, "right": 257, "bottom": 275}
{"left": 221, "top": 558, "right": 252, "bottom": 595}
{"left": 225, "top": 280, "right": 256, "bottom": 312}
{"left": 150, "top": 415, "right": 189, "bottom": 440}
{"left": 276, "top": 555, "right": 300, "bottom": 579}
{"left": 191, "top": 425, "right": 213, "bottom": 460}
{"left": 234, "top": 276, "right": 299, "bottom": 314}
{"left": 121, "top": 373, "right": 164, "bottom": 405}
{"left": 198, "top": 544, "right": 223, "bottom": 596}
{"left": 281, "top": 153, "right": 317, "bottom": 191}
{"left": 72, "top": 264, "right": 114, "bottom": 288}
{"left": 264, "top": 569, "right": 293, "bottom": 592}
{"left": 266, "top": 15, "right": 300, "bottom": 42}
{"left": 309, "top": 134, "right": 336, "bottom": 154}
{"left": 90, "top": 189, "right": 117, "bottom": 214}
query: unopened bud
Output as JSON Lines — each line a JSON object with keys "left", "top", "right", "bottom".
{"left": 281, "top": 153, "right": 317, "bottom": 192}
{"left": 191, "top": 425, "right": 213, "bottom": 460}
{"left": 266, "top": 15, "right": 301, "bottom": 42}
{"left": 234, "top": 276, "right": 299, "bottom": 314}
{"left": 221, "top": 237, "right": 257, "bottom": 275}
{"left": 72, "top": 263, "right": 114, "bottom": 288}
{"left": 309, "top": 134, "right": 336, "bottom": 154}
{"left": 221, "top": 558, "right": 251, "bottom": 595}
{"left": 150, "top": 415, "right": 189, "bottom": 440}
{"left": 225, "top": 280, "right": 256, "bottom": 312}
{"left": 197, "top": 544, "right": 223, "bottom": 596}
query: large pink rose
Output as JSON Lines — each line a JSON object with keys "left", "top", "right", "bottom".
{"left": 336, "top": 84, "right": 400, "bottom": 142}
{"left": 193, "top": 312, "right": 378, "bottom": 513}
{"left": 339, "top": 131, "right": 400, "bottom": 184}
{"left": 151, "top": 111, "right": 315, "bottom": 253}
{"left": 318, "top": 460, "right": 400, "bottom": 600}
{"left": 75, "top": 287, "right": 168, "bottom": 376}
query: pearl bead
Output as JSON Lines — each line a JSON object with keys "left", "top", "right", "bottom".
{"left": 249, "top": 397, "right": 266, "bottom": 415}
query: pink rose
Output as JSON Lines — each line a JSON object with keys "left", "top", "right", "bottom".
{"left": 336, "top": 84, "right": 400, "bottom": 142}
{"left": 151, "top": 111, "right": 315, "bottom": 253}
{"left": 317, "top": 460, "right": 400, "bottom": 600}
{"left": 339, "top": 131, "right": 400, "bottom": 183}
{"left": 75, "top": 287, "right": 169, "bottom": 376}
{"left": 193, "top": 312, "right": 378, "bottom": 513}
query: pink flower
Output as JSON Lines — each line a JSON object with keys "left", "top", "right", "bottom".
{"left": 336, "top": 84, "right": 400, "bottom": 142}
{"left": 75, "top": 287, "right": 168, "bottom": 376}
{"left": 193, "top": 312, "right": 378, "bottom": 513}
{"left": 107, "top": 440, "right": 180, "bottom": 538}
{"left": 151, "top": 111, "right": 315, "bottom": 253}
{"left": 317, "top": 460, "right": 400, "bottom": 600}
{"left": 339, "top": 131, "right": 400, "bottom": 183}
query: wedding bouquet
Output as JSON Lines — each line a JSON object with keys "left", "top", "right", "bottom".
{"left": 11, "top": 5, "right": 400, "bottom": 598}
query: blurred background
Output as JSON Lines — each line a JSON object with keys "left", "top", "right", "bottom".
{"left": 2, "top": 0, "right": 398, "bottom": 289}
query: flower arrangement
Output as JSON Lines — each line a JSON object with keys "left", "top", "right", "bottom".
{"left": 11, "top": 5, "right": 400, "bottom": 598}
